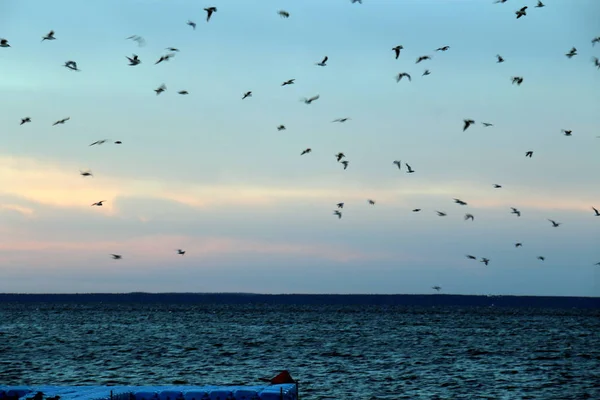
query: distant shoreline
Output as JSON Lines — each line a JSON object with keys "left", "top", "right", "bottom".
{"left": 0, "top": 293, "right": 598, "bottom": 308}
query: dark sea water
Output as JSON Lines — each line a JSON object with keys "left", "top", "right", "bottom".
{"left": 1, "top": 303, "right": 599, "bottom": 400}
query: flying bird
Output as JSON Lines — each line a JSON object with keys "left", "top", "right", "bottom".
{"left": 178, "top": 90, "right": 189, "bottom": 95}
{"left": 515, "top": 6, "right": 528, "bottom": 19}
{"left": 525, "top": 151, "right": 533, "bottom": 158}
{"left": 561, "top": 129, "right": 572, "bottom": 136}
{"left": 493, "top": 184, "right": 502, "bottom": 188}
{"left": 350, "top": 0, "right": 362, "bottom": 3}
{"left": 432, "top": 286, "right": 441, "bottom": 292}
{"left": 453, "top": 198, "right": 468, "bottom": 205}
{"left": 278, "top": 10, "right": 290, "bottom": 18}
{"left": 392, "top": 45, "right": 403, "bottom": 59}
{"left": 436, "top": 46, "right": 450, "bottom": 52}
{"left": 277, "top": 125, "right": 286, "bottom": 131}
{"left": 480, "top": 258, "right": 490, "bottom": 266}
{"left": 282, "top": 79, "right": 295, "bottom": 86}
{"left": 463, "top": 119, "right": 475, "bottom": 131}
{"left": 537, "top": 256, "right": 545, "bottom": 261}
{"left": 302, "top": 95, "right": 320, "bottom": 104}
{"left": 416, "top": 55, "right": 431, "bottom": 63}
{"left": 511, "top": 207, "right": 521, "bottom": 217}
{"left": 42, "top": 30, "right": 56, "bottom": 42}
{"left": 412, "top": 209, "right": 421, "bottom": 212}
{"left": 110, "top": 254, "right": 122, "bottom": 260}
{"left": 204, "top": 7, "right": 217, "bottom": 22}
{"left": 187, "top": 20, "right": 196, "bottom": 30}
{"left": 511, "top": 76, "right": 524, "bottom": 85}
{"left": 154, "top": 84, "right": 167, "bottom": 95}
{"left": 592, "top": 207, "right": 599, "bottom": 216}
{"left": 565, "top": 47, "right": 577, "bottom": 58}
{"left": 316, "top": 56, "right": 328, "bottom": 66}
{"left": 405, "top": 163, "right": 415, "bottom": 173}
{"left": 114, "top": 141, "right": 122, "bottom": 144}
{"left": 53, "top": 117, "right": 70, "bottom": 126}
{"left": 126, "top": 54, "right": 141, "bottom": 66}
{"left": 548, "top": 219, "right": 562, "bottom": 227}
{"left": 91, "top": 201, "right": 105, "bottom": 206}
{"left": 593, "top": 37, "right": 600, "bottom": 46}
{"left": 393, "top": 160, "right": 402, "bottom": 170}
{"left": 0, "top": 38, "right": 10, "bottom": 48}
{"left": 466, "top": 255, "right": 477, "bottom": 260}
{"left": 20, "top": 117, "right": 31, "bottom": 125}
{"left": 126, "top": 35, "right": 145, "bottom": 46}
{"left": 368, "top": 199, "right": 376, "bottom": 205}
{"left": 89, "top": 140, "right": 107, "bottom": 146}
{"left": 464, "top": 214, "right": 474, "bottom": 221}
{"left": 422, "top": 69, "right": 431, "bottom": 76}
{"left": 535, "top": 1, "right": 545, "bottom": 7}
{"left": 436, "top": 211, "right": 447, "bottom": 217}
{"left": 515, "top": 242, "right": 523, "bottom": 248}
{"left": 482, "top": 122, "right": 494, "bottom": 127}
{"left": 166, "top": 47, "right": 180, "bottom": 52}
{"left": 177, "top": 249, "right": 186, "bottom": 255}
{"left": 242, "top": 91, "right": 252, "bottom": 99}
{"left": 336, "top": 153, "right": 345, "bottom": 162}
{"left": 496, "top": 54, "right": 505, "bottom": 63}
{"left": 396, "top": 72, "right": 411, "bottom": 82}
{"left": 337, "top": 203, "right": 344, "bottom": 209}
{"left": 155, "top": 53, "right": 175, "bottom": 65}
{"left": 333, "top": 118, "right": 350, "bottom": 123}
{"left": 333, "top": 210, "right": 342, "bottom": 219}
{"left": 341, "top": 161, "right": 349, "bottom": 170}
{"left": 300, "top": 148, "right": 312, "bottom": 155}
{"left": 64, "top": 61, "right": 80, "bottom": 71}
{"left": 592, "top": 57, "right": 600, "bottom": 69}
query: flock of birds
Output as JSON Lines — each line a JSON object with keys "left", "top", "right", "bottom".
{"left": 2, "top": 1, "right": 600, "bottom": 294}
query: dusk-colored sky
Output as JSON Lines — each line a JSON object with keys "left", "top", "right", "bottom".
{"left": 1, "top": 0, "right": 599, "bottom": 296}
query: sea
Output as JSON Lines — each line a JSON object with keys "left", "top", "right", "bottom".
{"left": 1, "top": 294, "right": 599, "bottom": 400}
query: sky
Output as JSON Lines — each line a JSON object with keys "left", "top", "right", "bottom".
{"left": 0, "top": 0, "right": 599, "bottom": 296}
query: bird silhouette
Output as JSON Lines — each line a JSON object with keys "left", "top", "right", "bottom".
{"left": 126, "top": 54, "right": 141, "bottom": 66}
{"left": 110, "top": 254, "right": 122, "bottom": 260}
{"left": 282, "top": 79, "right": 295, "bottom": 86}
{"left": 464, "top": 214, "right": 474, "bottom": 221}
{"left": 333, "top": 210, "right": 342, "bottom": 219}
{"left": 242, "top": 91, "right": 252, "bottom": 99}
{"left": 177, "top": 249, "right": 186, "bottom": 255}
{"left": 204, "top": 7, "right": 217, "bottom": 22}
{"left": 511, "top": 207, "right": 521, "bottom": 217}
{"left": 91, "top": 201, "right": 106, "bottom": 206}
{"left": 20, "top": 117, "right": 31, "bottom": 125}
{"left": 463, "top": 119, "right": 475, "bottom": 131}
{"left": 496, "top": 54, "right": 505, "bottom": 63}
{"left": 42, "top": 30, "right": 56, "bottom": 42}
{"left": 535, "top": 1, "right": 545, "bottom": 7}
{"left": 53, "top": 117, "right": 70, "bottom": 126}
{"left": 0, "top": 38, "right": 10, "bottom": 48}
{"left": 511, "top": 76, "right": 524, "bottom": 85}
{"left": 187, "top": 20, "right": 196, "bottom": 30}
{"left": 525, "top": 151, "right": 533, "bottom": 158}
{"left": 316, "top": 56, "right": 328, "bottom": 66}
{"left": 515, "top": 6, "right": 528, "bottom": 19}
{"left": 565, "top": 47, "right": 577, "bottom": 58}
{"left": 548, "top": 219, "right": 562, "bottom": 227}
{"left": 392, "top": 45, "right": 403, "bottom": 59}
{"left": 592, "top": 207, "right": 600, "bottom": 216}
{"left": 302, "top": 95, "right": 320, "bottom": 104}
{"left": 278, "top": 10, "right": 290, "bottom": 18}
{"left": 300, "top": 148, "right": 311, "bottom": 155}
{"left": 406, "top": 164, "right": 415, "bottom": 173}
{"left": 396, "top": 72, "right": 411, "bottom": 82}
{"left": 416, "top": 55, "right": 431, "bottom": 63}
{"left": 480, "top": 258, "right": 490, "bottom": 266}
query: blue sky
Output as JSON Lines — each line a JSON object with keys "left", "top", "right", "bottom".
{"left": 0, "top": 0, "right": 599, "bottom": 296}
